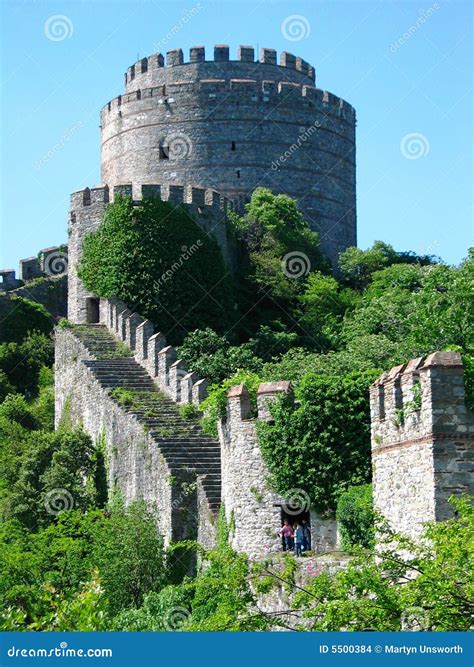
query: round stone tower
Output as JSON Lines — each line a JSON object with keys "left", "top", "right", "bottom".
{"left": 100, "top": 44, "right": 356, "bottom": 266}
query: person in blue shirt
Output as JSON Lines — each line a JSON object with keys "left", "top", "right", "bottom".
{"left": 294, "top": 522, "right": 304, "bottom": 557}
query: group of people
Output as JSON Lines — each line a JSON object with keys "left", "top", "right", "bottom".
{"left": 278, "top": 518, "right": 311, "bottom": 556}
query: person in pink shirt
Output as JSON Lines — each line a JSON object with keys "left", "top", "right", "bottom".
{"left": 278, "top": 519, "right": 294, "bottom": 552}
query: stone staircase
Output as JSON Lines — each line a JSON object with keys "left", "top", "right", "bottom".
{"left": 72, "top": 324, "right": 222, "bottom": 513}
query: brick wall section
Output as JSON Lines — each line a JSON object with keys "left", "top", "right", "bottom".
{"left": 370, "top": 351, "right": 474, "bottom": 540}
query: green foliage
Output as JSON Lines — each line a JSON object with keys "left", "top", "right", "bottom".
{"left": 230, "top": 188, "right": 330, "bottom": 338}
{"left": 78, "top": 195, "right": 235, "bottom": 343}
{"left": 339, "top": 241, "right": 437, "bottom": 289}
{"left": 0, "top": 331, "right": 53, "bottom": 397}
{"left": 292, "top": 497, "right": 473, "bottom": 631}
{"left": 0, "top": 297, "right": 53, "bottom": 343}
{"left": 0, "top": 501, "right": 167, "bottom": 630}
{"left": 178, "top": 328, "right": 262, "bottom": 385}
{"left": 91, "top": 498, "right": 166, "bottom": 615}
{"left": 336, "top": 484, "right": 374, "bottom": 550}
{"left": 179, "top": 403, "right": 200, "bottom": 420}
{"left": 257, "top": 370, "right": 379, "bottom": 513}
{"left": 200, "top": 371, "right": 263, "bottom": 437}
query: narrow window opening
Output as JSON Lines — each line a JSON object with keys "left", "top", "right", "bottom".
{"left": 236, "top": 169, "right": 241, "bottom": 178}
{"left": 231, "top": 141, "right": 236, "bottom": 151}
{"left": 159, "top": 141, "right": 169, "bottom": 160}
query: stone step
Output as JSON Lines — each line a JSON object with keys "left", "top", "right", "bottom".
{"left": 71, "top": 323, "right": 222, "bottom": 514}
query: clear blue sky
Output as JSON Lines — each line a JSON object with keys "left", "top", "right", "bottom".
{"left": 1, "top": 0, "right": 472, "bottom": 270}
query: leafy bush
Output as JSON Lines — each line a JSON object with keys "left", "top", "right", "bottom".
{"left": 200, "top": 371, "right": 264, "bottom": 437}
{"left": 336, "top": 484, "right": 374, "bottom": 550}
{"left": 0, "top": 297, "right": 53, "bottom": 344}
{"left": 257, "top": 370, "right": 379, "bottom": 513}
{"left": 78, "top": 195, "right": 235, "bottom": 344}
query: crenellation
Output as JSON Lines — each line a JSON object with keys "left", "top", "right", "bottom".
{"left": 190, "top": 46, "right": 205, "bottom": 62}
{"left": 167, "top": 48, "right": 184, "bottom": 67}
{"left": 169, "top": 359, "right": 188, "bottom": 402}
{"left": 192, "top": 378, "right": 208, "bottom": 405}
{"left": 180, "top": 371, "right": 199, "bottom": 404}
{"left": 113, "top": 183, "right": 133, "bottom": 199}
{"left": 257, "top": 381, "right": 293, "bottom": 421}
{"left": 214, "top": 44, "right": 229, "bottom": 62}
{"left": 125, "top": 312, "right": 144, "bottom": 351}
{"left": 238, "top": 45, "right": 254, "bottom": 62}
{"left": 296, "top": 57, "right": 309, "bottom": 76}
{"left": 146, "top": 331, "right": 167, "bottom": 377}
{"left": 158, "top": 345, "right": 177, "bottom": 391}
{"left": 371, "top": 352, "right": 474, "bottom": 540}
{"left": 280, "top": 51, "right": 296, "bottom": 69}
{"left": 260, "top": 47, "right": 277, "bottom": 65}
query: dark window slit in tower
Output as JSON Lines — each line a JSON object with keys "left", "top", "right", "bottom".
{"left": 159, "top": 143, "right": 169, "bottom": 160}
{"left": 236, "top": 170, "right": 241, "bottom": 178}
{"left": 231, "top": 141, "right": 236, "bottom": 151}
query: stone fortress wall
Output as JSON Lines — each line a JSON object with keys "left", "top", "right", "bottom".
{"left": 0, "top": 245, "right": 68, "bottom": 291}
{"left": 68, "top": 183, "right": 232, "bottom": 324}
{"left": 100, "top": 44, "right": 357, "bottom": 266}
{"left": 370, "top": 351, "right": 474, "bottom": 540}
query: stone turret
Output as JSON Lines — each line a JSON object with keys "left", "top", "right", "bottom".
{"left": 100, "top": 44, "right": 356, "bottom": 266}
{"left": 370, "top": 351, "right": 474, "bottom": 540}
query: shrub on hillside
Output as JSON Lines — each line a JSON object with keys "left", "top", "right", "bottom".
{"left": 336, "top": 483, "right": 374, "bottom": 550}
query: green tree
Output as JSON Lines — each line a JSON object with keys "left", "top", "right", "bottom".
{"left": 92, "top": 499, "right": 166, "bottom": 614}
{"left": 0, "top": 297, "right": 53, "bottom": 344}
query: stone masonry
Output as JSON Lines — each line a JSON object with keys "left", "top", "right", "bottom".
{"left": 370, "top": 351, "right": 474, "bottom": 540}
{"left": 68, "top": 184, "right": 231, "bottom": 324}
{"left": 100, "top": 44, "right": 356, "bottom": 267}
{"left": 219, "top": 381, "right": 339, "bottom": 559}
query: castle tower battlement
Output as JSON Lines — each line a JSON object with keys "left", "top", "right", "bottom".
{"left": 68, "top": 182, "right": 231, "bottom": 323}
{"left": 121, "top": 45, "right": 316, "bottom": 93}
{"left": 100, "top": 43, "right": 357, "bottom": 266}
{"left": 370, "top": 351, "right": 474, "bottom": 540}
